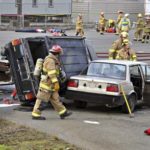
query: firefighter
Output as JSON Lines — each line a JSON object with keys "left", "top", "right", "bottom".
{"left": 106, "top": 19, "right": 116, "bottom": 33}
{"left": 109, "top": 31, "right": 129, "bottom": 60}
{"left": 119, "top": 13, "right": 131, "bottom": 33}
{"left": 116, "top": 10, "right": 124, "bottom": 35}
{"left": 32, "top": 45, "right": 72, "bottom": 120}
{"left": 142, "top": 16, "right": 150, "bottom": 43}
{"left": 134, "top": 13, "right": 144, "bottom": 41}
{"left": 75, "top": 14, "right": 84, "bottom": 37}
{"left": 116, "top": 39, "right": 137, "bottom": 61}
{"left": 99, "top": 12, "right": 106, "bottom": 34}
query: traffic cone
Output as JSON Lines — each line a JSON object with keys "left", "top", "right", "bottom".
{"left": 144, "top": 128, "right": 150, "bottom": 135}
{"left": 11, "top": 89, "right": 17, "bottom": 99}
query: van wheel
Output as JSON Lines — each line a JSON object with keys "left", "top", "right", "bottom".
{"left": 74, "top": 100, "right": 87, "bottom": 108}
{"left": 122, "top": 94, "right": 136, "bottom": 113}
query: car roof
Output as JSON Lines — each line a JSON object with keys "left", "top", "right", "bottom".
{"left": 92, "top": 59, "right": 147, "bottom": 65}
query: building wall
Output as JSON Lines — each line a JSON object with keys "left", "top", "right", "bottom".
{"left": 0, "top": 0, "right": 71, "bottom": 15}
{"left": 72, "top": 0, "right": 145, "bottom": 23}
{"left": 22, "top": 0, "right": 71, "bottom": 15}
{"left": 0, "top": 0, "right": 17, "bottom": 14}
{"left": 145, "top": 0, "right": 150, "bottom": 15}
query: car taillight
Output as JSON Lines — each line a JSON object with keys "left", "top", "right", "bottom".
{"left": 106, "top": 84, "right": 118, "bottom": 92}
{"left": 67, "top": 79, "right": 78, "bottom": 88}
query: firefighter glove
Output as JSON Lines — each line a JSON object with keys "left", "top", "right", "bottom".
{"left": 54, "top": 82, "right": 60, "bottom": 91}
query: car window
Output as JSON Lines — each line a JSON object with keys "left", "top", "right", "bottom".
{"left": 140, "top": 65, "right": 150, "bottom": 80}
{"left": 87, "top": 62, "right": 126, "bottom": 80}
{"left": 130, "top": 65, "right": 141, "bottom": 77}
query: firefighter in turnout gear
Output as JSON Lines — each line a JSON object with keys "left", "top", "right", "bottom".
{"left": 116, "top": 10, "right": 124, "bottom": 35}
{"left": 32, "top": 45, "right": 72, "bottom": 120}
{"left": 109, "top": 31, "right": 129, "bottom": 60}
{"left": 134, "top": 13, "right": 144, "bottom": 41}
{"left": 99, "top": 12, "right": 106, "bottom": 34}
{"left": 76, "top": 14, "right": 84, "bottom": 37}
{"left": 116, "top": 39, "right": 137, "bottom": 61}
{"left": 119, "top": 13, "right": 131, "bottom": 33}
{"left": 142, "top": 16, "right": 150, "bottom": 43}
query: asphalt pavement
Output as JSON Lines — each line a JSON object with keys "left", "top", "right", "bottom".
{"left": 0, "top": 29, "right": 150, "bottom": 150}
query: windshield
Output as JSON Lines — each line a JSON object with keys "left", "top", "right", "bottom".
{"left": 87, "top": 62, "right": 126, "bottom": 80}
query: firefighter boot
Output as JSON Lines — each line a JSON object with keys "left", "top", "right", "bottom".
{"left": 133, "top": 38, "right": 137, "bottom": 41}
{"left": 32, "top": 112, "right": 46, "bottom": 120}
{"left": 141, "top": 39, "right": 145, "bottom": 43}
{"left": 60, "top": 111, "right": 72, "bottom": 119}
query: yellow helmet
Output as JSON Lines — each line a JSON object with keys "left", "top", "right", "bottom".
{"left": 138, "top": 13, "right": 142, "bottom": 17}
{"left": 120, "top": 32, "right": 129, "bottom": 38}
{"left": 109, "top": 19, "right": 114, "bottom": 23}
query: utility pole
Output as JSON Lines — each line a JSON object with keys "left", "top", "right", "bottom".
{"left": 17, "top": 0, "right": 22, "bottom": 28}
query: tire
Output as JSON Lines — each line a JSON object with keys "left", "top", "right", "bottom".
{"left": 122, "top": 94, "right": 136, "bottom": 113}
{"left": 74, "top": 100, "right": 87, "bottom": 109}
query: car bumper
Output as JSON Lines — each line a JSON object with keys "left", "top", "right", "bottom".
{"left": 66, "top": 90, "right": 124, "bottom": 106}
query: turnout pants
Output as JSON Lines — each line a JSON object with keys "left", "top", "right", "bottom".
{"left": 33, "top": 89, "right": 66, "bottom": 115}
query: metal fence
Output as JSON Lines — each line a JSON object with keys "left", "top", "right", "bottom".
{"left": 96, "top": 52, "right": 150, "bottom": 62}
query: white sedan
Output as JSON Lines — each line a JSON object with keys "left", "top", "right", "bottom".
{"left": 66, "top": 60, "right": 150, "bottom": 112}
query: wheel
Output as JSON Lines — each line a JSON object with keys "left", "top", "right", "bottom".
{"left": 74, "top": 100, "right": 87, "bottom": 108}
{"left": 122, "top": 94, "right": 136, "bottom": 113}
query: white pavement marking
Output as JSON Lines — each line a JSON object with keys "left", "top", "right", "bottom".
{"left": 137, "top": 51, "right": 145, "bottom": 53}
{"left": 0, "top": 104, "right": 20, "bottom": 107}
{"left": 83, "top": 120, "right": 100, "bottom": 125}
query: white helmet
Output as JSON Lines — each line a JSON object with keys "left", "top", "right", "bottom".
{"left": 124, "top": 13, "right": 129, "bottom": 17}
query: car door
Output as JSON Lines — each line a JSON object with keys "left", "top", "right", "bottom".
{"left": 129, "top": 65, "right": 144, "bottom": 100}
{"left": 142, "top": 65, "right": 150, "bottom": 104}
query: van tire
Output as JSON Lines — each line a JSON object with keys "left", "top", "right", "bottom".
{"left": 122, "top": 94, "right": 136, "bottom": 113}
{"left": 74, "top": 100, "right": 87, "bottom": 108}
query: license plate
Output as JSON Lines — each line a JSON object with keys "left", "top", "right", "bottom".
{"left": 88, "top": 81, "right": 96, "bottom": 88}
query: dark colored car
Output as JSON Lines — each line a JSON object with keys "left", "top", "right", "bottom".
{"left": 1, "top": 36, "right": 96, "bottom": 105}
